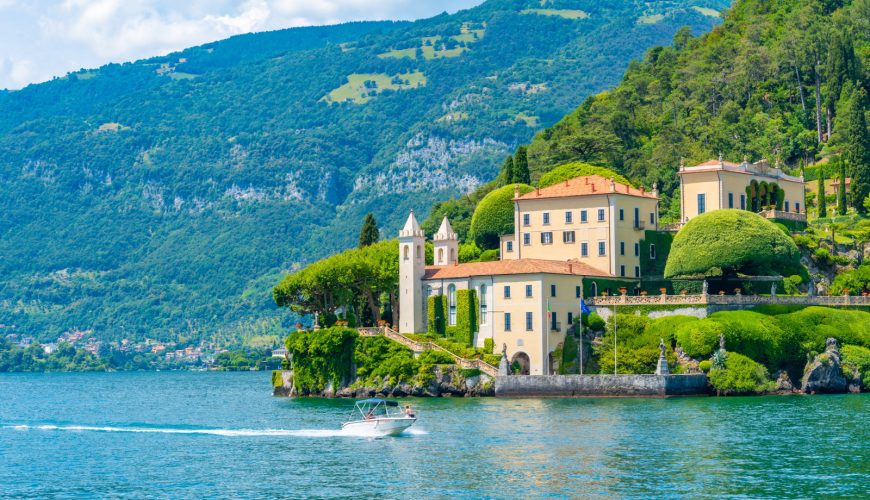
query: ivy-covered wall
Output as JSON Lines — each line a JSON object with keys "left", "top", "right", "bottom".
{"left": 427, "top": 295, "right": 446, "bottom": 336}
{"left": 454, "top": 289, "right": 477, "bottom": 345}
{"left": 583, "top": 278, "right": 640, "bottom": 297}
{"left": 639, "top": 230, "right": 674, "bottom": 278}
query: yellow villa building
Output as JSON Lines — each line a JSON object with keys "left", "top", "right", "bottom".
{"left": 398, "top": 160, "right": 805, "bottom": 375}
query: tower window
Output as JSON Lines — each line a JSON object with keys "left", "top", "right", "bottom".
{"left": 448, "top": 285, "right": 456, "bottom": 326}
{"left": 479, "top": 284, "right": 487, "bottom": 325}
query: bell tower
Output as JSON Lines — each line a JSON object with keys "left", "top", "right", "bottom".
{"left": 398, "top": 210, "right": 425, "bottom": 334}
{"left": 433, "top": 216, "right": 458, "bottom": 266}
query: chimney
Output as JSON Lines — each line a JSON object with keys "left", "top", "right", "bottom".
{"left": 610, "top": 179, "right": 616, "bottom": 193}
{"left": 568, "top": 262, "right": 573, "bottom": 273}
{"left": 585, "top": 177, "right": 589, "bottom": 185}
{"left": 535, "top": 187, "right": 540, "bottom": 196}
{"left": 591, "top": 183, "right": 596, "bottom": 192}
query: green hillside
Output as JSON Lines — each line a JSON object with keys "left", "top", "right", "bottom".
{"left": 0, "top": 0, "right": 726, "bottom": 344}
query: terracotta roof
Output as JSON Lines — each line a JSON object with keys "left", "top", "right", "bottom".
{"left": 515, "top": 175, "right": 657, "bottom": 200}
{"left": 424, "top": 258, "right": 611, "bottom": 280}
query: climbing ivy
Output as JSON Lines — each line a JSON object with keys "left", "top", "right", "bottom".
{"left": 427, "top": 295, "right": 446, "bottom": 336}
{"left": 454, "top": 289, "right": 477, "bottom": 345}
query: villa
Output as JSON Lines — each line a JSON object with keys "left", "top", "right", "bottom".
{"left": 398, "top": 159, "right": 806, "bottom": 375}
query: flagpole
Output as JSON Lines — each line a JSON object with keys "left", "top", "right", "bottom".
{"left": 613, "top": 300, "right": 617, "bottom": 375}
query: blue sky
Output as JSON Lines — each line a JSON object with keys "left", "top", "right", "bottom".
{"left": 0, "top": 0, "right": 483, "bottom": 90}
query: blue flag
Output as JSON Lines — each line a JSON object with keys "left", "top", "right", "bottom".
{"left": 580, "top": 299, "right": 591, "bottom": 315}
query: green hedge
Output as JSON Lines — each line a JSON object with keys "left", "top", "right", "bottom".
{"left": 639, "top": 230, "right": 674, "bottom": 278}
{"left": 469, "top": 183, "right": 533, "bottom": 248}
{"left": 583, "top": 277, "right": 640, "bottom": 297}
{"left": 841, "top": 345, "right": 870, "bottom": 390}
{"left": 427, "top": 295, "right": 446, "bottom": 336}
{"left": 708, "top": 352, "right": 774, "bottom": 395}
{"left": 454, "top": 289, "right": 477, "bottom": 345}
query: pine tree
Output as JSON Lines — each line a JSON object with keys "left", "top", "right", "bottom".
{"left": 499, "top": 155, "right": 514, "bottom": 186}
{"left": 838, "top": 158, "right": 848, "bottom": 216}
{"left": 358, "top": 213, "right": 379, "bottom": 248}
{"left": 817, "top": 169, "right": 827, "bottom": 218}
{"left": 833, "top": 82, "right": 870, "bottom": 213}
{"left": 512, "top": 146, "right": 530, "bottom": 184}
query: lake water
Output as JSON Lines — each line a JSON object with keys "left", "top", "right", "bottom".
{"left": 1, "top": 372, "right": 867, "bottom": 498}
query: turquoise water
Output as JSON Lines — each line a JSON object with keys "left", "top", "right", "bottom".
{"left": 1, "top": 372, "right": 867, "bottom": 498}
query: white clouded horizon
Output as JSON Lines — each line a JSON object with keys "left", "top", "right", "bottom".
{"left": 0, "top": 0, "right": 482, "bottom": 89}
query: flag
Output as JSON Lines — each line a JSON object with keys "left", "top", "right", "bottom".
{"left": 580, "top": 298, "right": 591, "bottom": 315}
{"left": 547, "top": 299, "right": 551, "bottom": 319}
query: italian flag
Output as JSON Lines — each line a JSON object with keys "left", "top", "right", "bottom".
{"left": 547, "top": 299, "right": 551, "bottom": 320}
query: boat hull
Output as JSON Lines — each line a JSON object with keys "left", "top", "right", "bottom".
{"left": 341, "top": 417, "right": 416, "bottom": 436}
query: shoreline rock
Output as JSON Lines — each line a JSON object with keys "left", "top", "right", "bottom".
{"left": 801, "top": 338, "right": 848, "bottom": 394}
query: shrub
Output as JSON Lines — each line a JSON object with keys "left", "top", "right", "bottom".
{"left": 584, "top": 312, "right": 605, "bottom": 332}
{"left": 840, "top": 345, "right": 870, "bottom": 389}
{"left": 458, "top": 242, "right": 482, "bottom": 263}
{"left": 484, "top": 338, "right": 494, "bottom": 354}
{"left": 427, "top": 295, "right": 446, "bottom": 336}
{"left": 675, "top": 319, "right": 724, "bottom": 358}
{"left": 646, "top": 315, "right": 698, "bottom": 346}
{"left": 418, "top": 349, "right": 455, "bottom": 365}
{"left": 285, "top": 327, "right": 358, "bottom": 393}
{"left": 708, "top": 352, "right": 773, "bottom": 395}
{"left": 699, "top": 360, "right": 712, "bottom": 373}
{"left": 538, "top": 162, "right": 632, "bottom": 188}
{"left": 478, "top": 249, "right": 499, "bottom": 261}
{"left": 664, "top": 209, "right": 802, "bottom": 278}
{"left": 830, "top": 264, "right": 870, "bottom": 295}
{"left": 469, "top": 183, "right": 533, "bottom": 248}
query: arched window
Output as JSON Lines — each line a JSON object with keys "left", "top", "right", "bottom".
{"left": 479, "top": 284, "right": 487, "bottom": 325}
{"left": 449, "top": 248, "right": 455, "bottom": 263}
{"left": 448, "top": 284, "right": 456, "bottom": 326}
{"left": 403, "top": 245, "right": 410, "bottom": 261}
{"left": 416, "top": 245, "right": 421, "bottom": 259}
{"left": 591, "top": 281, "right": 598, "bottom": 297}
{"left": 438, "top": 248, "right": 444, "bottom": 263}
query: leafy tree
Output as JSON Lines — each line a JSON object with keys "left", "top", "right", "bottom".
{"left": 664, "top": 210, "right": 802, "bottom": 279}
{"left": 468, "top": 184, "right": 533, "bottom": 249}
{"left": 512, "top": 146, "right": 530, "bottom": 184}
{"left": 358, "top": 213, "right": 379, "bottom": 248}
{"left": 537, "top": 162, "right": 632, "bottom": 188}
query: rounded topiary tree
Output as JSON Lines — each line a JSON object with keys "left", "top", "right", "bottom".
{"left": 664, "top": 209, "right": 802, "bottom": 279}
{"left": 469, "top": 183, "right": 533, "bottom": 248}
{"left": 538, "top": 162, "right": 633, "bottom": 188}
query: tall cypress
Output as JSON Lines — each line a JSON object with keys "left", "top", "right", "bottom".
{"left": 838, "top": 158, "right": 848, "bottom": 216}
{"left": 512, "top": 146, "right": 530, "bottom": 184}
{"left": 833, "top": 83, "right": 870, "bottom": 213}
{"left": 817, "top": 169, "right": 827, "bottom": 218}
{"left": 500, "top": 155, "right": 514, "bottom": 186}
{"left": 358, "top": 213, "right": 379, "bottom": 248}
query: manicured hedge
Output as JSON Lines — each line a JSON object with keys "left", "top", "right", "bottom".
{"left": 708, "top": 352, "right": 774, "bottom": 395}
{"left": 454, "top": 289, "right": 478, "bottom": 345}
{"left": 469, "top": 183, "right": 533, "bottom": 248}
{"left": 664, "top": 209, "right": 802, "bottom": 278}
{"left": 639, "top": 230, "right": 674, "bottom": 278}
{"left": 583, "top": 277, "right": 639, "bottom": 297}
{"left": 427, "top": 295, "right": 446, "bottom": 336}
{"left": 538, "top": 162, "right": 633, "bottom": 188}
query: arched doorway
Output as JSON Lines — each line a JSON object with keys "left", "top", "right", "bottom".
{"left": 511, "top": 352, "right": 530, "bottom": 375}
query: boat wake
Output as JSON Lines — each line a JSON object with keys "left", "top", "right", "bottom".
{"left": 3, "top": 424, "right": 426, "bottom": 438}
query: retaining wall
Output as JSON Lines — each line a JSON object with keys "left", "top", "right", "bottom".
{"left": 495, "top": 374, "right": 708, "bottom": 398}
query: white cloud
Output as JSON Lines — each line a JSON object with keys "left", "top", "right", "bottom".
{"left": 0, "top": 0, "right": 482, "bottom": 89}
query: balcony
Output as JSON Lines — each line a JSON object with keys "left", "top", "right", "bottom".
{"left": 633, "top": 220, "right": 645, "bottom": 230}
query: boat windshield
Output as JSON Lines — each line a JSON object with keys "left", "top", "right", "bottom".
{"left": 350, "top": 399, "right": 400, "bottom": 420}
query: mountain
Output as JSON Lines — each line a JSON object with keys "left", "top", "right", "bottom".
{"left": 523, "top": 0, "right": 870, "bottom": 219}
{"left": 0, "top": 0, "right": 727, "bottom": 344}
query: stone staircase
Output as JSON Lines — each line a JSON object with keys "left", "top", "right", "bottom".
{"left": 358, "top": 326, "right": 498, "bottom": 378}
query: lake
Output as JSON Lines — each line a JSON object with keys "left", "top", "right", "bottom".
{"left": 1, "top": 372, "right": 867, "bottom": 498}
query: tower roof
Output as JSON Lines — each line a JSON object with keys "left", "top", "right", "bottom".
{"left": 433, "top": 216, "right": 457, "bottom": 241}
{"left": 399, "top": 210, "right": 424, "bottom": 238}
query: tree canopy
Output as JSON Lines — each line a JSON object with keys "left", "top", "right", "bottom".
{"left": 469, "top": 183, "right": 533, "bottom": 249}
{"left": 537, "top": 162, "right": 633, "bottom": 188}
{"left": 664, "top": 209, "right": 802, "bottom": 278}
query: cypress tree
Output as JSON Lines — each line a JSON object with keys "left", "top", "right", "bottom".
{"left": 838, "top": 158, "right": 848, "bottom": 216}
{"left": 500, "top": 155, "right": 514, "bottom": 186}
{"left": 817, "top": 169, "right": 827, "bottom": 218}
{"left": 512, "top": 146, "right": 530, "bottom": 184}
{"left": 358, "top": 213, "right": 379, "bottom": 248}
{"left": 833, "top": 83, "right": 870, "bottom": 213}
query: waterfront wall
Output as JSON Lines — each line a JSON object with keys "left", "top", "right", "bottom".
{"left": 494, "top": 374, "right": 708, "bottom": 398}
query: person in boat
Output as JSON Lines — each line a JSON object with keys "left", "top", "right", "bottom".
{"left": 366, "top": 409, "right": 375, "bottom": 420}
{"left": 404, "top": 405, "right": 415, "bottom": 418}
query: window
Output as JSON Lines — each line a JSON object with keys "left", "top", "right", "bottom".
{"left": 635, "top": 266, "right": 640, "bottom": 278}
{"left": 620, "top": 241, "right": 625, "bottom": 256}
{"left": 506, "top": 241, "right": 513, "bottom": 253}
{"left": 597, "top": 209, "right": 605, "bottom": 221}
{"left": 416, "top": 245, "right": 421, "bottom": 259}
{"left": 728, "top": 192, "right": 734, "bottom": 208}
{"left": 796, "top": 203, "right": 801, "bottom": 213}
{"left": 634, "top": 242, "right": 639, "bottom": 257}
{"left": 650, "top": 212, "right": 655, "bottom": 225}
{"left": 551, "top": 311, "right": 558, "bottom": 331}
{"left": 575, "top": 286, "right": 582, "bottom": 298}
{"left": 525, "top": 312, "right": 533, "bottom": 331}
{"left": 448, "top": 285, "right": 456, "bottom": 326}
{"left": 740, "top": 194, "right": 746, "bottom": 210}
{"left": 785, "top": 201, "right": 790, "bottom": 212}
{"left": 523, "top": 233, "right": 531, "bottom": 246}
{"left": 563, "top": 231, "right": 575, "bottom": 243}
{"left": 403, "top": 245, "right": 410, "bottom": 260}
{"left": 449, "top": 248, "right": 455, "bottom": 263}
{"left": 550, "top": 284, "right": 556, "bottom": 297}
{"left": 479, "top": 285, "right": 487, "bottom": 325}
{"left": 543, "top": 212, "right": 550, "bottom": 225}
{"left": 698, "top": 193, "right": 706, "bottom": 214}
{"left": 581, "top": 242, "right": 588, "bottom": 257}
{"left": 580, "top": 210, "right": 588, "bottom": 223}
{"left": 567, "top": 312, "right": 573, "bottom": 326}
{"left": 620, "top": 265, "right": 625, "bottom": 277}
{"left": 426, "top": 286, "right": 432, "bottom": 296}
{"left": 598, "top": 241, "right": 606, "bottom": 256}
{"left": 565, "top": 211, "right": 573, "bottom": 223}
{"left": 504, "top": 313, "right": 512, "bottom": 332}
{"left": 634, "top": 207, "right": 640, "bottom": 226}
{"left": 650, "top": 244, "right": 656, "bottom": 260}
{"left": 504, "top": 286, "right": 511, "bottom": 299}
{"left": 523, "top": 213, "right": 530, "bottom": 226}
{"left": 437, "top": 248, "right": 444, "bottom": 263}
{"left": 619, "top": 208, "right": 624, "bottom": 221}
{"left": 541, "top": 232, "right": 553, "bottom": 245}
{"left": 525, "top": 284, "right": 533, "bottom": 298}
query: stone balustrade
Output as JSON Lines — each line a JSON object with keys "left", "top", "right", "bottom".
{"left": 758, "top": 209, "right": 807, "bottom": 222}
{"left": 587, "top": 293, "right": 870, "bottom": 307}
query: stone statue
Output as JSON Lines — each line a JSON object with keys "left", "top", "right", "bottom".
{"left": 659, "top": 338, "right": 666, "bottom": 358}
{"left": 702, "top": 280, "right": 708, "bottom": 295}
{"left": 502, "top": 343, "right": 508, "bottom": 357}
{"left": 771, "top": 283, "right": 777, "bottom": 297}
{"left": 808, "top": 278, "right": 815, "bottom": 297}
{"left": 719, "top": 333, "right": 726, "bottom": 352}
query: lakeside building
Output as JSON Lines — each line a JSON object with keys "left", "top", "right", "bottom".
{"left": 398, "top": 159, "right": 806, "bottom": 375}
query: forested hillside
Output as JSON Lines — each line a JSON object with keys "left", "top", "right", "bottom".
{"left": 0, "top": 0, "right": 725, "bottom": 343}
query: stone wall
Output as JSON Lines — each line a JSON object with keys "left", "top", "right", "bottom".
{"left": 494, "top": 374, "right": 708, "bottom": 398}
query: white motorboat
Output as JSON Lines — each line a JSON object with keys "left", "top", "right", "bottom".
{"left": 341, "top": 398, "right": 416, "bottom": 437}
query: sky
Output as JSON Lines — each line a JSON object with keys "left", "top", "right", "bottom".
{"left": 0, "top": 0, "right": 483, "bottom": 90}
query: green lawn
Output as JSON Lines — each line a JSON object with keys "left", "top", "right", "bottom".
{"left": 521, "top": 9, "right": 590, "bottom": 19}
{"left": 322, "top": 71, "right": 427, "bottom": 104}
{"left": 378, "top": 23, "right": 485, "bottom": 60}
